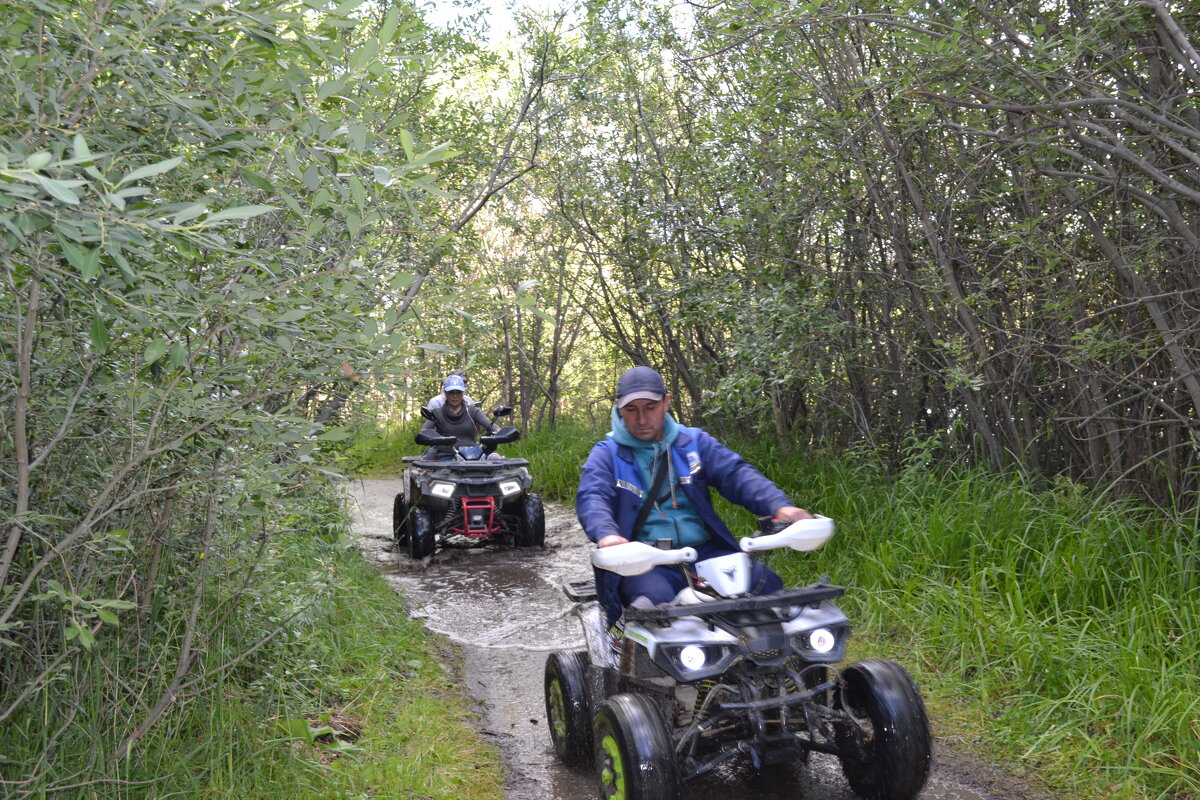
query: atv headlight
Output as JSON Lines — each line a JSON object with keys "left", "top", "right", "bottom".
{"left": 791, "top": 625, "right": 846, "bottom": 661}
{"left": 498, "top": 480, "right": 522, "bottom": 497}
{"left": 679, "top": 645, "right": 706, "bottom": 670}
{"left": 659, "top": 644, "right": 739, "bottom": 680}
{"left": 430, "top": 481, "right": 456, "bottom": 499}
{"left": 807, "top": 627, "right": 836, "bottom": 654}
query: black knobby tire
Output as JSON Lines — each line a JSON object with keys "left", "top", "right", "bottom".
{"left": 838, "top": 658, "right": 932, "bottom": 800}
{"left": 392, "top": 495, "right": 409, "bottom": 545}
{"left": 593, "top": 693, "right": 679, "bottom": 800}
{"left": 407, "top": 507, "right": 435, "bottom": 559}
{"left": 544, "top": 651, "right": 592, "bottom": 766}
{"left": 516, "top": 493, "right": 545, "bottom": 548}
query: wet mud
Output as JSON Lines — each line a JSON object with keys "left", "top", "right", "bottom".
{"left": 345, "top": 477, "right": 1060, "bottom": 800}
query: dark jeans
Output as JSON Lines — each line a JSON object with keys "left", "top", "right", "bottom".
{"left": 617, "top": 542, "right": 782, "bottom": 608}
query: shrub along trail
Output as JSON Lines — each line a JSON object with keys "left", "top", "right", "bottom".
{"left": 346, "top": 476, "right": 1065, "bottom": 800}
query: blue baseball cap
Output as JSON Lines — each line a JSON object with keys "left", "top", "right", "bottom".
{"left": 443, "top": 375, "right": 467, "bottom": 392}
{"left": 616, "top": 366, "right": 666, "bottom": 408}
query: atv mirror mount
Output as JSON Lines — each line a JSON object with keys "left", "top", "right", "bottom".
{"left": 420, "top": 406, "right": 435, "bottom": 421}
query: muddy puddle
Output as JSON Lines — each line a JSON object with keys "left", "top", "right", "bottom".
{"left": 346, "top": 477, "right": 1055, "bottom": 800}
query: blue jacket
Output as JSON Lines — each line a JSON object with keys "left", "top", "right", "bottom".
{"left": 576, "top": 425, "right": 792, "bottom": 624}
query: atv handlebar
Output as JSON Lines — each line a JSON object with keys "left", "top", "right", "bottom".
{"left": 415, "top": 430, "right": 456, "bottom": 447}
{"left": 480, "top": 425, "right": 519, "bottom": 448}
{"left": 741, "top": 515, "right": 834, "bottom": 553}
{"left": 590, "top": 517, "right": 833, "bottom": 575}
{"left": 591, "top": 541, "right": 698, "bottom": 576}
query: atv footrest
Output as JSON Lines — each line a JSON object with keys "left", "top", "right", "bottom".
{"left": 564, "top": 579, "right": 596, "bottom": 602}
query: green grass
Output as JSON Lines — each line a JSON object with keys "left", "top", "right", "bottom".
{"left": 1, "top": 482, "right": 504, "bottom": 800}
{"left": 762, "top": 453, "right": 1200, "bottom": 800}
{"left": 344, "top": 414, "right": 1198, "bottom": 799}
{"left": 334, "top": 417, "right": 422, "bottom": 477}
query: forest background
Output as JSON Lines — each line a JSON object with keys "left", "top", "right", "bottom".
{"left": 1, "top": 0, "right": 1196, "bottom": 798}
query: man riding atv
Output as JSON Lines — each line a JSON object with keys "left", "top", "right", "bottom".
{"left": 554, "top": 365, "right": 932, "bottom": 800}
{"left": 393, "top": 374, "right": 543, "bottom": 558}
{"left": 576, "top": 366, "right": 811, "bottom": 627}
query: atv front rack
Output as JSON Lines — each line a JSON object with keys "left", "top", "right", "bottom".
{"left": 622, "top": 584, "right": 845, "bottom": 625}
{"left": 405, "top": 457, "right": 529, "bottom": 469}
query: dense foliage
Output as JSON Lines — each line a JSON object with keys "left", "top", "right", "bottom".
{"left": 0, "top": 0, "right": 515, "bottom": 791}
{"left": 496, "top": 0, "right": 1200, "bottom": 510}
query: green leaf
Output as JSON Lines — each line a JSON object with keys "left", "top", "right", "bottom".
{"left": 317, "top": 428, "right": 353, "bottom": 441}
{"left": 204, "top": 205, "right": 278, "bottom": 223}
{"left": 89, "top": 316, "right": 109, "bottom": 353}
{"left": 25, "top": 151, "right": 52, "bottom": 170}
{"left": 280, "top": 193, "right": 305, "bottom": 217}
{"left": 59, "top": 238, "right": 101, "bottom": 278}
{"left": 118, "top": 156, "right": 183, "bottom": 185}
{"left": 36, "top": 175, "right": 80, "bottom": 205}
{"left": 278, "top": 718, "right": 327, "bottom": 745}
{"left": 379, "top": 6, "right": 400, "bottom": 43}
{"left": 0, "top": 213, "right": 25, "bottom": 242}
{"left": 348, "top": 122, "right": 367, "bottom": 152}
{"left": 302, "top": 164, "right": 321, "bottom": 192}
{"left": 172, "top": 202, "right": 208, "bottom": 225}
{"left": 276, "top": 308, "right": 308, "bottom": 322}
{"left": 348, "top": 39, "right": 379, "bottom": 72}
{"left": 317, "top": 78, "right": 344, "bottom": 101}
{"left": 238, "top": 167, "right": 274, "bottom": 192}
{"left": 97, "top": 609, "right": 119, "bottom": 625}
{"left": 349, "top": 174, "right": 367, "bottom": 208}
{"left": 92, "top": 599, "right": 136, "bottom": 610}
{"left": 399, "top": 129, "right": 414, "bottom": 160}
{"left": 143, "top": 339, "right": 167, "bottom": 365}
{"left": 72, "top": 133, "right": 91, "bottom": 159}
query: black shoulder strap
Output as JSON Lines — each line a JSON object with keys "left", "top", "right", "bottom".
{"left": 631, "top": 453, "right": 670, "bottom": 540}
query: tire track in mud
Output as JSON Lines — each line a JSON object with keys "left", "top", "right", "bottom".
{"left": 346, "top": 477, "right": 1059, "bottom": 800}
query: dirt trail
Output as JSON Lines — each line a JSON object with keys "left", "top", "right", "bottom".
{"left": 345, "top": 477, "right": 1060, "bottom": 800}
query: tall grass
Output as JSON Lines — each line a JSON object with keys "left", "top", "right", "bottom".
{"left": 764, "top": 453, "right": 1199, "bottom": 800}
{"left": 509, "top": 420, "right": 1198, "bottom": 800}
{"left": 2, "top": 482, "right": 504, "bottom": 800}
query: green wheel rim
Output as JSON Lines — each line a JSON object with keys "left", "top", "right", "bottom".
{"left": 548, "top": 679, "right": 568, "bottom": 742}
{"left": 599, "top": 731, "right": 625, "bottom": 799}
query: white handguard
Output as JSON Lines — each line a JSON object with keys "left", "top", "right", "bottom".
{"left": 740, "top": 515, "right": 834, "bottom": 553}
{"left": 591, "top": 541, "right": 698, "bottom": 576}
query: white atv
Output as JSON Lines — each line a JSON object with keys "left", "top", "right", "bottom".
{"left": 544, "top": 516, "right": 932, "bottom": 800}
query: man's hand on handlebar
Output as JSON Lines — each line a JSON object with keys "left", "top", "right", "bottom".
{"left": 773, "top": 506, "right": 813, "bottom": 522}
{"left": 597, "top": 535, "right": 629, "bottom": 548}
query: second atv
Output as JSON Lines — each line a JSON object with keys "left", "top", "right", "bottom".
{"left": 392, "top": 406, "right": 544, "bottom": 559}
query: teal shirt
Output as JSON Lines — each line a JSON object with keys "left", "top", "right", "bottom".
{"left": 607, "top": 408, "right": 707, "bottom": 547}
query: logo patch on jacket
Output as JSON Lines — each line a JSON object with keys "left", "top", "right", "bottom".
{"left": 686, "top": 450, "right": 702, "bottom": 475}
